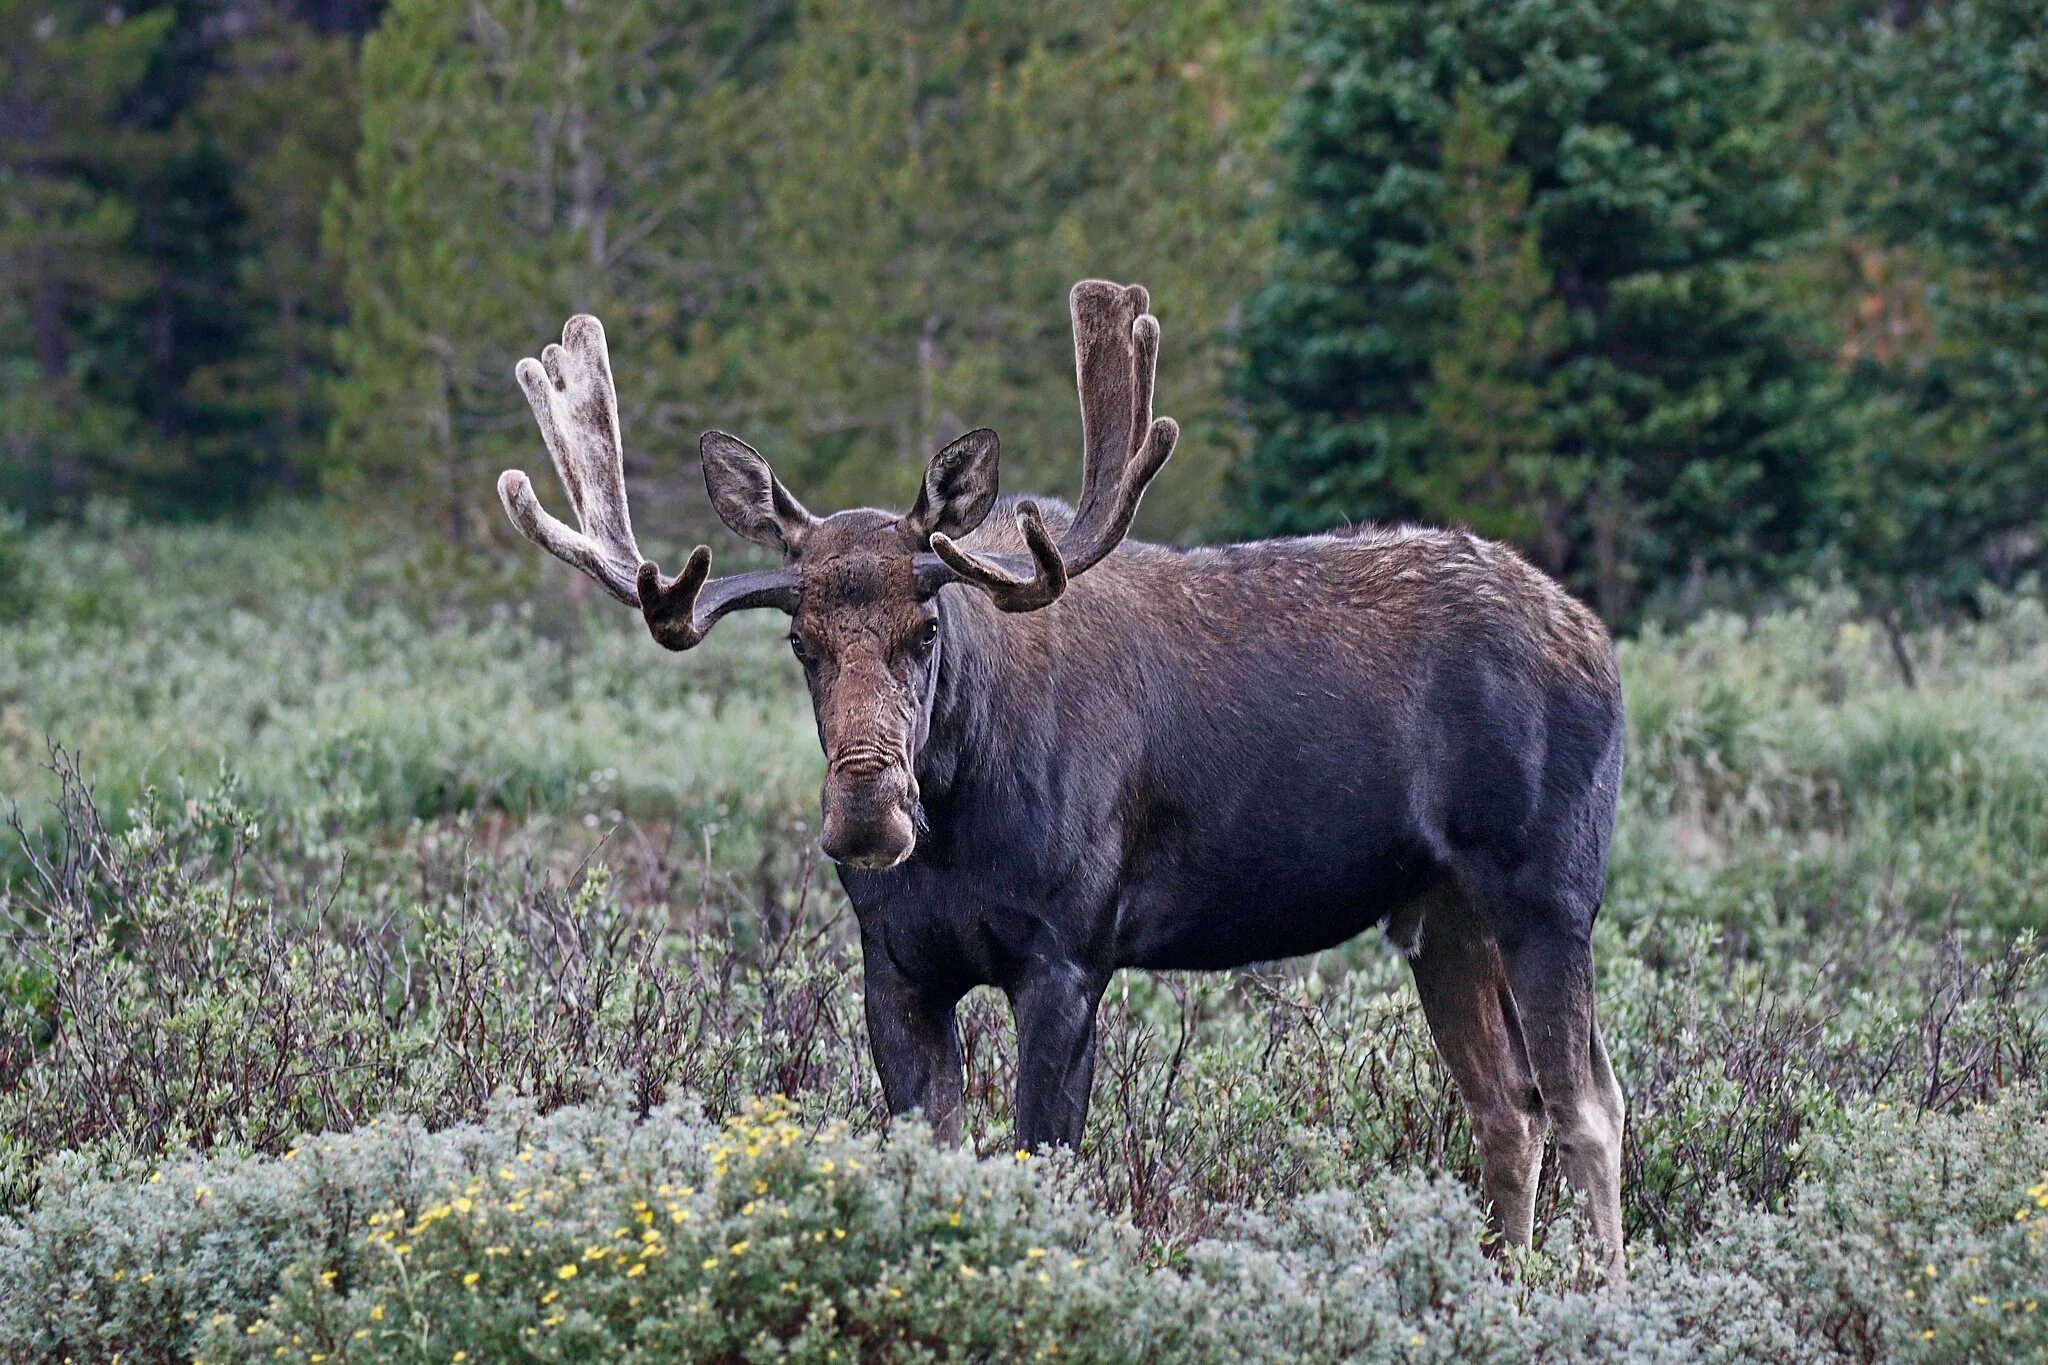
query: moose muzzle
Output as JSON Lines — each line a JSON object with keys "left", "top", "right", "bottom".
{"left": 819, "top": 761, "right": 918, "bottom": 870}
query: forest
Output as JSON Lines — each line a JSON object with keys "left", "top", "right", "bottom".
{"left": 3, "top": 3, "right": 2047, "bottom": 1362}
{"left": 5, "top": 0, "right": 2045, "bottom": 628}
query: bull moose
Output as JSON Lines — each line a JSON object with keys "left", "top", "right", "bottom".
{"left": 497, "top": 282, "right": 1629, "bottom": 1271}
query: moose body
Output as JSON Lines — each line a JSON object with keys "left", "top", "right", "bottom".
{"left": 499, "top": 282, "right": 1630, "bottom": 1271}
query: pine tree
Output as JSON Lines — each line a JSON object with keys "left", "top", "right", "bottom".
{"left": 717, "top": 0, "right": 1283, "bottom": 529}
{"left": 1835, "top": 0, "right": 2048, "bottom": 603}
{"left": 184, "top": 18, "right": 361, "bottom": 499}
{"left": 0, "top": 0, "right": 171, "bottom": 514}
{"left": 1414, "top": 92, "right": 1571, "bottom": 572}
{"left": 1230, "top": 0, "right": 1840, "bottom": 621}
{"left": 328, "top": 0, "right": 770, "bottom": 541}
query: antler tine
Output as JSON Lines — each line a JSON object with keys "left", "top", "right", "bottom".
{"left": 912, "top": 280, "right": 1176, "bottom": 611}
{"left": 500, "top": 314, "right": 801, "bottom": 645}
{"left": 1060, "top": 280, "right": 1177, "bottom": 577}
{"left": 926, "top": 500, "right": 1068, "bottom": 612}
{"left": 635, "top": 552, "right": 800, "bottom": 651}
{"left": 501, "top": 315, "right": 644, "bottom": 606}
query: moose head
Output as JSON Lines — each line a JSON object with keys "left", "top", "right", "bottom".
{"left": 498, "top": 282, "right": 1178, "bottom": 870}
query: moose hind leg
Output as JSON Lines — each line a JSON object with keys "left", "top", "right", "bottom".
{"left": 1498, "top": 925, "right": 1627, "bottom": 1275}
{"left": 1406, "top": 889, "right": 1546, "bottom": 1251}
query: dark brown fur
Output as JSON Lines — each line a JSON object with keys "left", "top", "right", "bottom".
{"left": 499, "top": 283, "right": 1631, "bottom": 1275}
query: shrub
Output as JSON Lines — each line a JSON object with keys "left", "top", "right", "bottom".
{"left": 3, "top": 517, "right": 2046, "bottom": 1360}
{"left": 1, "top": 1086, "right": 2042, "bottom": 1362}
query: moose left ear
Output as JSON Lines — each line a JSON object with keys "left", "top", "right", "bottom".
{"left": 904, "top": 428, "right": 1001, "bottom": 547}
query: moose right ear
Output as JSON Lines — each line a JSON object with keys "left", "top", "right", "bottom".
{"left": 700, "top": 431, "right": 818, "bottom": 557}
{"left": 904, "top": 428, "right": 1001, "bottom": 547}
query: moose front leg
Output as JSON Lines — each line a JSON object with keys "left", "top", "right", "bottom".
{"left": 1008, "top": 964, "right": 1108, "bottom": 1151}
{"left": 861, "top": 952, "right": 965, "bottom": 1144}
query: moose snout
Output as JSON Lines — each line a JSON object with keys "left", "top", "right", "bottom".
{"left": 819, "top": 767, "right": 918, "bottom": 870}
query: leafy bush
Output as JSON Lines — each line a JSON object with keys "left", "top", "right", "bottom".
{"left": 0, "top": 508, "right": 36, "bottom": 622}
{"left": 2, "top": 518, "right": 2045, "bottom": 1360}
{"left": 2, "top": 1087, "right": 2042, "bottom": 1362}
{"left": 3, "top": 748, "right": 2041, "bottom": 1256}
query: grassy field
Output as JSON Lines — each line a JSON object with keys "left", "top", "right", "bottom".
{"left": 0, "top": 513, "right": 2044, "bottom": 1361}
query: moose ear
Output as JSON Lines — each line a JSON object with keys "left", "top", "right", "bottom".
{"left": 904, "top": 428, "right": 1000, "bottom": 547}
{"left": 700, "top": 431, "right": 818, "bottom": 556}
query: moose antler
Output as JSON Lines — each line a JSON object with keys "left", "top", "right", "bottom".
{"left": 917, "top": 281, "right": 1178, "bottom": 611}
{"left": 497, "top": 315, "right": 798, "bottom": 649}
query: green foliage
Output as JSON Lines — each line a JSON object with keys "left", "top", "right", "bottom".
{"left": 2, "top": 1087, "right": 2044, "bottom": 1361}
{"left": 0, "top": 0, "right": 170, "bottom": 515}
{"left": 0, "top": 507, "right": 40, "bottom": 621}
{"left": 0, "top": 511, "right": 817, "bottom": 838}
{"left": 1230, "top": 0, "right": 1843, "bottom": 621}
{"left": 0, "top": 520, "right": 2043, "bottom": 1363}
{"left": 1415, "top": 92, "right": 1571, "bottom": 566}
{"left": 717, "top": 0, "right": 1283, "bottom": 531}
{"left": 1826, "top": 0, "right": 2048, "bottom": 604}
{"left": 326, "top": 0, "right": 1281, "bottom": 539}
{"left": 180, "top": 20, "right": 361, "bottom": 499}
{"left": 3, "top": 0, "right": 2047, "bottom": 615}
{"left": 0, "top": 3, "right": 368, "bottom": 520}
{"left": 327, "top": 0, "right": 767, "bottom": 540}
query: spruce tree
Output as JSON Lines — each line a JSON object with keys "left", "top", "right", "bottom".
{"left": 328, "top": 0, "right": 769, "bottom": 541}
{"left": 720, "top": 0, "right": 1283, "bottom": 529}
{"left": 1416, "top": 92, "right": 1570, "bottom": 572}
{"left": 1230, "top": 0, "right": 1839, "bottom": 620}
{"left": 0, "top": 1, "right": 170, "bottom": 514}
{"left": 1836, "top": 0, "right": 2048, "bottom": 602}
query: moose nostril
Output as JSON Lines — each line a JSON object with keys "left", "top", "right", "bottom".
{"left": 821, "top": 836, "right": 912, "bottom": 872}
{"left": 819, "top": 794, "right": 916, "bottom": 870}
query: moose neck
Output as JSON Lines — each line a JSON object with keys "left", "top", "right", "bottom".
{"left": 915, "top": 585, "right": 1015, "bottom": 814}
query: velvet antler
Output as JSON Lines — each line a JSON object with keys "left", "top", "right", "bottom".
{"left": 916, "top": 281, "right": 1177, "bottom": 611}
{"left": 497, "top": 315, "right": 797, "bottom": 648}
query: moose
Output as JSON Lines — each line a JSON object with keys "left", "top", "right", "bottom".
{"left": 498, "top": 282, "right": 1629, "bottom": 1271}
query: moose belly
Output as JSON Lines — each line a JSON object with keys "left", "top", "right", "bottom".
{"left": 1110, "top": 725, "right": 1441, "bottom": 972}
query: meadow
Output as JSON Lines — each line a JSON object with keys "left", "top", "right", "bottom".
{"left": 0, "top": 512, "right": 2043, "bottom": 1362}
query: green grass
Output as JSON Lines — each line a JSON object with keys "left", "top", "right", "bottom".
{"left": 0, "top": 514, "right": 2043, "bottom": 1362}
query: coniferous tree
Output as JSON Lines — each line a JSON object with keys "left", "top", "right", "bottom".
{"left": 1415, "top": 92, "right": 1571, "bottom": 573}
{"left": 1832, "top": 0, "right": 2048, "bottom": 604}
{"left": 719, "top": 0, "right": 1282, "bottom": 530}
{"left": 184, "top": 20, "right": 361, "bottom": 498}
{"left": 0, "top": 1, "right": 170, "bottom": 514}
{"left": 1230, "top": 0, "right": 1841, "bottom": 621}
{"left": 328, "top": 0, "right": 771, "bottom": 541}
